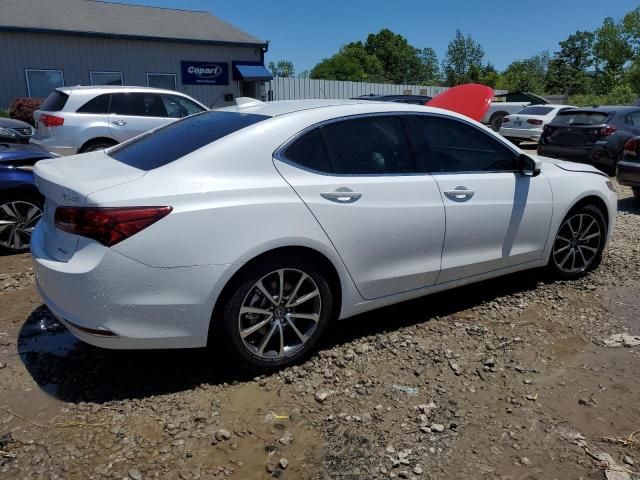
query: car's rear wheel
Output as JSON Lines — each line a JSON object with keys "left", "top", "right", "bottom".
{"left": 548, "top": 204, "right": 606, "bottom": 279}
{"left": 490, "top": 112, "right": 506, "bottom": 131}
{"left": 0, "top": 194, "right": 43, "bottom": 254}
{"left": 81, "top": 140, "right": 117, "bottom": 153}
{"left": 219, "top": 256, "right": 333, "bottom": 370}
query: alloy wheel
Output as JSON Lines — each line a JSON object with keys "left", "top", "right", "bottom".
{"left": 552, "top": 213, "right": 602, "bottom": 274}
{"left": 238, "top": 268, "right": 322, "bottom": 359}
{"left": 0, "top": 200, "right": 43, "bottom": 251}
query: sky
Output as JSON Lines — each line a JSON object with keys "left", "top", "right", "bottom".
{"left": 108, "top": 0, "right": 639, "bottom": 74}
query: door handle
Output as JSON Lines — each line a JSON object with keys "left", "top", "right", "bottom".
{"left": 321, "top": 188, "right": 362, "bottom": 203}
{"left": 444, "top": 187, "right": 475, "bottom": 201}
{"left": 112, "top": 120, "right": 127, "bottom": 126}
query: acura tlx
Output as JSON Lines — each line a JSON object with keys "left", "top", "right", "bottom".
{"left": 31, "top": 99, "right": 617, "bottom": 369}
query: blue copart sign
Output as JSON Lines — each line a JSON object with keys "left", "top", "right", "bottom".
{"left": 181, "top": 61, "right": 229, "bottom": 85}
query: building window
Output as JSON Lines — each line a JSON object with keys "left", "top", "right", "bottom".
{"left": 24, "top": 69, "right": 64, "bottom": 98}
{"left": 147, "top": 73, "right": 177, "bottom": 90}
{"left": 90, "top": 71, "right": 124, "bottom": 86}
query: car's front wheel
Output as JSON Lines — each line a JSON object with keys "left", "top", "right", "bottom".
{"left": 0, "top": 194, "right": 43, "bottom": 254}
{"left": 219, "top": 255, "right": 334, "bottom": 370}
{"left": 548, "top": 204, "right": 606, "bottom": 279}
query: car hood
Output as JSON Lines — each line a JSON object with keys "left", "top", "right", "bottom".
{"left": 534, "top": 155, "right": 607, "bottom": 176}
{"left": 426, "top": 83, "right": 494, "bottom": 122}
{"left": 0, "top": 117, "right": 32, "bottom": 129}
{"left": 0, "top": 143, "right": 59, "bottom": 164}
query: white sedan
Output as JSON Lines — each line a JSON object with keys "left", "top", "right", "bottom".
{"left": 31, "top": 99, "right": 616, "bottom": 369}
{"left": 500, "top": 104, "right": 577, "bottom": 144}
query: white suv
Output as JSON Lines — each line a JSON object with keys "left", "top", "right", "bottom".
{"left": 30, "top": 86, "right": 208, "bottom": 156}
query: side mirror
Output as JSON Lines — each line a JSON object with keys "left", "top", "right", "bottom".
{"left": 519, "top": 154, "right": 541, "bottom": 177}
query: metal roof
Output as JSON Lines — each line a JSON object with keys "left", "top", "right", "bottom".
{"left": 0, "top": 0, "right": 266, "bottom": 47}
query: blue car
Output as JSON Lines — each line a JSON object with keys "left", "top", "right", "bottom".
{"left": 0, "top": 143, "right": 59, "bottom": 253}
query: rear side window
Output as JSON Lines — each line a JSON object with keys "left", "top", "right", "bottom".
{"left": 405, "top": 115, "right": 517, "bottom": 173}
{"left": 111, "top": 93, "right": 167, "bottom": 117}
{"left": 76, "top": 94, "right": 111, "bottom": 114}
{"left": 40, "top": 90, "right": 69, "bottom": 111}
{"left": 285, "top": 129, "right": 332, "bottom": 173}
{"left": 553, "top": 111, "right": 610, "bottom": 126}
{"left": 517, "top": 106, "right": 554, "bottom": 115}
{"left": 108, "top": 111, "right": 269, "bottom": 170}
{"left": 322, "top": 116, "right": 415, "bottom": 174}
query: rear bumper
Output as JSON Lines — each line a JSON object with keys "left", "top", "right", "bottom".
{"left": 537, "top": 144, "right": 591, "bottom": 162}
{"left": 29, "top": 138, "right": 77, "bottom": 156}
{"left": 499, "top": 127, "right": 542, "bottom": 142}
{"left": 31, "top": 224, "right": 229, "bottom": 349}
{"left": 617, "top": 160, "right": 640, "bottom": 187}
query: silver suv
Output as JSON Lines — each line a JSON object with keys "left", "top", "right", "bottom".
{"left": 30, "top": 86, "right": 208, "bottom": 156}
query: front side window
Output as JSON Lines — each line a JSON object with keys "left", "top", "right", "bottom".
{"left": 321, "top": 116, "right": 415, "bottom": 174}
{"left": 148, "top": 73, "right": 177, "bottom": 90}
{"left": 25, "top": 69, "right": 64, "bottom": 98}
{"left": 405, "top": 115, "right": 517, "bottom": 173}
{"left": 160, "top": 94, "right": 205, "bottom": 118}
{"left": 90, "top": 71, "right": 123, "bottom": 86}
{"left": 76, "top": 94, "right": 111, "bottom": 114}
{"left": 110, "top": 93, "right": 167, "bottom": 117}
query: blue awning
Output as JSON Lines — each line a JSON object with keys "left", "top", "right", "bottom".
{"left": 234, "top": 64, "right": 273, "bottom": 81}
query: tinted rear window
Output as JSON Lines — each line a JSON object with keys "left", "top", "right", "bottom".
{"left": 108, "top": 111, "right": 269, "bottom": 170}
{"left": 517, "top": 106, "right": 554, "bottom": 115}
{"left": 553, "top": 111, "right": 610, "bottom": 126}
{"left": 40, "top": 90, "right": 69, "bottom": 111}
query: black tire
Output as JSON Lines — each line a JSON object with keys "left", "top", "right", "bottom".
{"left": 490, "top": 112, "right": 506, "bottom": 131}
{"left": 0, "top": 192, "right": 44, "bottom": 255}
{"left": 509, "top": 139, "right": 521, "bottom": 147}
{"left": 216, "top": 254, "right": 334, "bottom": 370}
{"left": 548, "top": 204, "right": 606, "bottom": 280}
{"left": 81, "top": 140, "right": 117, "bottom": 153}
{"left": 633, "top": 187, "right": 640, "bottom": 203}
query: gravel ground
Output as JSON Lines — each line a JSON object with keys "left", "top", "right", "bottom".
{"left": 0, "top": 183, "right": 639, "bottom": 480}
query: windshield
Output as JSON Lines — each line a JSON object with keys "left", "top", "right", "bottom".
{"left": 108, "top": 111, "right": 270, "bottom": 170}
{"left": 552, "top": 111, "right": 610, "bottom": 126}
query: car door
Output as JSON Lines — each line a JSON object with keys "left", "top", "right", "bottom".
{"left": 405, "top": 114, "right": 553, "bottom": 284}
{"left": 108, "top": 92, "right": 170, "bottom": 142}
{"left": 625, "top": 111, "right": 640, "bottom": 136}
{"left": 274, "top": 114, "right": 446, "bottom": 300}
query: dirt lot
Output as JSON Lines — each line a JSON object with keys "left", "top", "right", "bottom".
{"left": 1, "top": 183, "right": 639, "bottom": 480}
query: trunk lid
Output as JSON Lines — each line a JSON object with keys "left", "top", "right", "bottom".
{"left": 33, "top": 150, "right": 146, "bottom": 261}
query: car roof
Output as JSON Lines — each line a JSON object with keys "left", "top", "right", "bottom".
{"left": 217, "top": 98, "right": 452, "bottom": 118}
{"left": 57, "top": 85, "right": 188, "bottom": 95}
{"left": 561, "top": 106, "right": 640, "bottom": 114}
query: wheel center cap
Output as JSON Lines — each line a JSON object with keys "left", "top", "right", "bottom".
{"left": 274, "top": 306, "right": 286, "bottom": 319}
{"left": 571, "top": 239, "right": 578, "bottom": 247}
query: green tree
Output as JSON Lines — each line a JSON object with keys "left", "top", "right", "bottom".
{"left": 419, "top": 47, "right": 441, "bottom": 84}
{"left": 478, "top": 63, "right": 501, "bottom": 88}
{"left": 592, "top": 17, "right": 634, "bottom": 93}
{"left": 497, "top": 52, "right": 549, "bottom": 93}
{"left": 268, "top": 60, "right": 295, "bottom": 77}
{"left": 442, "top": 29, "right": 485, "bottom": 86}
{"left": 363, "top": 29, "right": 425, "bottom": 83}
{"left": 310, "top": 42, "right": 384, "bottom": 82}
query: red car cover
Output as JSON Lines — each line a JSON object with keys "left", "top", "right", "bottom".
{"left": 426, "top": 83, "right": 494, "bottom": 122}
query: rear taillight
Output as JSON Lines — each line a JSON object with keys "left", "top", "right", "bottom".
{"left": 502, "top": 117, "right": 510, "bottom": 123}
{"left": 527, "top": 119, "right": 543, "bottom": 125}
{"left": 54, "top": 206, "right": 172, "bottom": 246}
{"left": 40, "top": 114, "right": 64, "bottom": 127}
{"left": 624, "top": 138, "right": 638, "bottom": 158}
{"left": 597, "top": 125, "right": 617, "bottom": 136}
